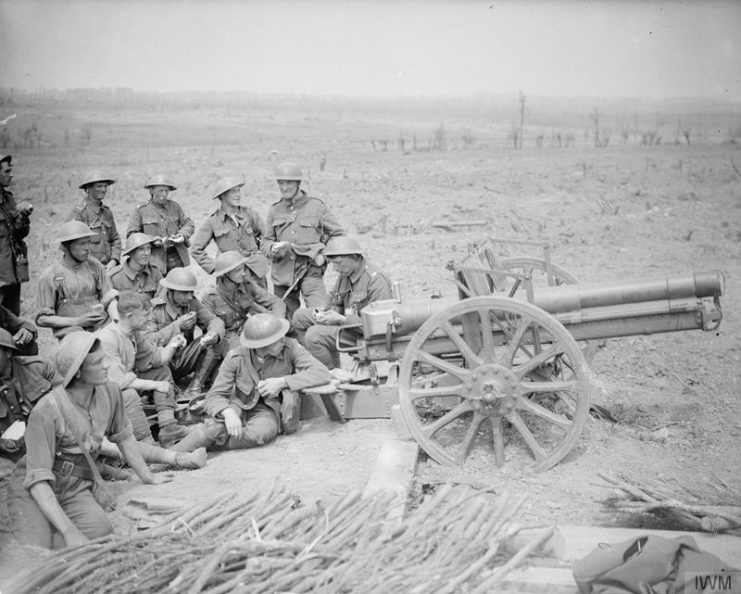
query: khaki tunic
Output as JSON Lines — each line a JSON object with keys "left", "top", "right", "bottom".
{"left": 329, "top": 259, "right": 393, "bottom": 324}
{"left": 261, "top": 192, "right": 344, "bottom": 286}
{"left": 68, "top": 198, "right": 122, "bottom": 265}
{"left": 149, "top": 293, "right": 225, "bottom": 347}
{"left": 107, "top": 262, "right": 163, "bottom": 298}
{"left": 126, "top": 200, "right": 194, "bottom": 273}
{"left": 190, "top": 207, "right": 269, "bottom": 278}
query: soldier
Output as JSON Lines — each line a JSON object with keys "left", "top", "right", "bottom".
{"left": 292, "top": 236, "right": 393, "bottom": 368}
{"left": 261, "top": 163, "right": 345, "bottom": 321}
{"left": 170, "top": 313, "right": 330, "bottom": 454}
{"left": 108, "top": 233, "right": 163, "bottom": 299}
{"left": 190, "top": 177, "right": 270, "bottom": 288}
{"left": 68, "top": 171, "right": 121, "bottom": 270}
{"left": 0, "top": 328, "right": 58, "bottom": 462}
{"left": 0, "top": 302, "right": 39, "bottom": 356}
{"left": 149, "top": 267, "right": 225, "bottom": 399}
{"left": 98, "top": 291, "right": 193, "bottom": 448}
{"left": 201, "top": 251, "right": 286, "bottom": 351}
{"left": 0, "top": 154, "right": 33, "bottom": 315}
{"left": 126, "top": 175, "right": 194, "bottom": 274}
{"left": 6, "top": 331, "right": 172, "bottom": 548}
{"left": 35, "top": 221, "right": 119, "bottom": 339}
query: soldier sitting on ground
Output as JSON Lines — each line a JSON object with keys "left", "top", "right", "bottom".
{"left": 148, "top": 267, "right": 225, "bottom": 399}
{"left": 6, "top": 331, "right": 172, "bottom": 549}
{"left": 68, "top": 171, "right": 122, "bottom": 271}
{"left": 35, "top": 221, "right": 119, "bottom": 339}
{"left": 108, "top": 233, "right": 164, "bottom": 300}
{"left": 126, "top": 175, "right": 194, "bottom": 275}
{"left": 169, "top": 313, "right": 330, "bottom": 455}
{"left": 292, "top": 236, "right": 393, "bottom": 369}
{"left": 190, "top": 177, "right": 270, "bottom": 289}
{"left": 201, "top": 251, "right": 286, "bottom": 352}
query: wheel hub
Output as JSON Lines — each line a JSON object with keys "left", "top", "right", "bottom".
{"left": 462, "top": 364, "right": 518, "bottom": 416}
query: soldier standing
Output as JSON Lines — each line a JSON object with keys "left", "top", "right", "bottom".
{"left": 261, "top": 163, "right": 344, "bottom": 320}
{"left": 126, "top": 175, "right": 194, "bottom": 274}
{"left": 0, "top": 154, "right": 32, "bottom": 315}
{"left": 190, "top": 177, "right": 270, "bottom": 288}
{"left": 108, "top": 233, "right": 163, "bottom": 299}
{"left": 68, "top": 171, "right": 121, "bottom": 270}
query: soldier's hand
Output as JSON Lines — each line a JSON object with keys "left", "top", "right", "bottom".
{"left": 63, "top": 526, "right": 90, "bottom": 547}
{"left": 258, "top": 377, "right": 288, "bottom": 399}
{"left": 12, "top": 328, "right": 33, "bottom": 345}
{"left": 168, "top": 234, "right": 185, "bottom": 245}
{"left": 79, "top": 310, "right": 107, "bottom": 327}
{"left": 178, "top": 311, "right": 197, "bottom": 331}
{"left": 168, "top": 335, "right": 187, "bottom": 349}
{"left": 105, "top": 260, "right": 118, "bottom": 272}
{"left": 16, "top": 200, "right": 34, "bottom": 216}
{"left": 145, "top": 473, "right": 175, "bottom": 485}
{"left": 271, "top": 241, "right": 291, "bottom": 259}
{"left": 151, "top": 236, "right": 164, "bottom": 248}
{"left": 200, "top": 332, "right": 217, "bottom": 347}
{"left": 222, "top": 408, "right": 243, "bottom": 439}
{"left": 314, "top": 310, "right": 346, "bottom": 325}
{"left": 154, "top": 381, "right": 171, "bottom": 393}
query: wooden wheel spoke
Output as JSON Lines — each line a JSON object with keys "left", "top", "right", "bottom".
{"left": 456, "top": 412, "right": 487, "bottom": 465}
{"left": 512, "top": 344, "right": 562, "bottom": 378}
{"left": 506, "top": 318, "right": 534, "bottom": 364}
{"left": 518, "top": 380, "right": 577, "bottom": 393}
{"left": 477, "top": 308, "right": 497, "bottom": 362}
{"left": 490, "top": 417, "right": 505, "bottom": 467}
{"left": 508, "top": 411, "right": 547, "bottom": 462}
{"left": 420, "top": 401, "right": 472, "bottom": 439}
{"left": 439, "top": 319, "right": 483, "bottom": 367}
{"left": 408, "top": 384, "right": 463, "bottom": 400}
{"left": 516, "top": 397, "right": 573, "bottom": 430}
{"left": 415, "top": 350, "right": 469, "bottom": 380}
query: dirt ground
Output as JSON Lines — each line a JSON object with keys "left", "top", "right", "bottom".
{"left": 1, "top": 98, "right": 740, "bottom": 584}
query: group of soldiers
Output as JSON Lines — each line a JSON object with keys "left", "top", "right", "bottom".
{"left": 0, "top": 156, "right": 394, "bottom": 549}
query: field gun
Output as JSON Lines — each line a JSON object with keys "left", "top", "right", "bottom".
{"left": 333, "top": 256, "right": 724, "bottom": 473}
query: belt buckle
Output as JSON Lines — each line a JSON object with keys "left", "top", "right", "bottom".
{"left": 59, "top": 460, "right": 74, "bottom": 476}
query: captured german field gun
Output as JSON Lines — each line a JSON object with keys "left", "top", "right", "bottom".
{"left": 335, "top": 241, "right": 724, "bottom": 472}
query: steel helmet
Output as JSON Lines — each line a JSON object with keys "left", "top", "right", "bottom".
{"left": 323, "top": 236, "right": 364, "bottom": 258}
{"left": 240, "top": 313, "right": 290, "bottom": 348}
{"left": 123, "top": 233, "right": 157, "bottom": 256}
{"left": 274, "top": 163, "right": 303, "bottom": 182}
{"left": 79, "top": 170, "right": 116, "bottom": 189}
{"left": 159, "top": 267, "right": 198, "bottom": 291}
{"left": 58, "top": 220, "right": 96, "bottom": 244}
{"left": 213, "top": 251, "right": 250, "bottom": 278}
{"left": 143, "top": 174, "right": 177, "bottom": 191}
{"left": 0, "top": 155, "right": 10, "bottom": 166}
{"left": 55, "top": 331, "right": 100, "bottom": 387}
{"left": 0, "top": 328, "right": 18, "bottom": 351}
{"left": 211, "top": 177, "right": 244, "bottom": 200}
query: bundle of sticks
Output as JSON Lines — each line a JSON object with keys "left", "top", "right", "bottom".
{"left": 9, "top": 482, "right": 554, "bottom": 594}
{"left": 598, "top": 471, "right": 741, "bottom": 534}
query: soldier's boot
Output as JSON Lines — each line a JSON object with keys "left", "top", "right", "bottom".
{"left": 168, "top": 424, "right": 215, "bottom": 453}
{"left": 137, "top": 441, "right": 208, "bottom": 471}
{"left": 180, "top": 349, "right": 219, "bottom": 401}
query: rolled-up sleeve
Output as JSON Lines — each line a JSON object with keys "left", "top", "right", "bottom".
{"left": 106, "top": 385, "right": 134, "bottom": 444}
{"left": 203, "top": 352, "right": 241, "bottom": 418}
{"left": 283, "top": 340, "right": 331, "bottom": 392}
{"left": 22, "top": 403, "right": 60, "bottom": 489}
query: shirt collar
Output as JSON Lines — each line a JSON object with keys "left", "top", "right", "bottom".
{"left": 84, "top": 197, "right": 103, "bottom": 214}
{"left": 348, "top": 259, "right": 367, "bottom": 284}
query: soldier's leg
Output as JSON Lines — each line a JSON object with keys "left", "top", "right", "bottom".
{"left": 6, "top": 475, "right": 54, "bottom": 547}
{"left": 59, "top": 489, "right": 113, "bottom": 541}
{"left": 222, "top": 403, "right": 279, "bottom": 450}
{"left": 0, "top": 283, "right": 21, "bottom": 316}
{"left": 291, "top": 307, "right": 317, "bottom": 345}
{"left": 170, "top": 339, "right": 203, "bottom": 385}
{"left": 138, "top": 366, "right": 177, "bottom": 427}
{"left": 121, "top": 388, "right": 155, "bottom": 443}
{"left": 274, "top": 284, "right": 301, "bottom": 322}
{"left": 299, "top": 268, "right": 329, "bottom": 311}
{"left": 305, "top": 324, "right": 341, "bottom": 368}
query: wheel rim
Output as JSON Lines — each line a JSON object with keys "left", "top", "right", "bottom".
{"left": 399, "top": 296, "right": 591, "bottom": 472}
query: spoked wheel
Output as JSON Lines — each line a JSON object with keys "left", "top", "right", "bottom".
{"left": 399, "top": 296, "right": 592, "bottom": 472}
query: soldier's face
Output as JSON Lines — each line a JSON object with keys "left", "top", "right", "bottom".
{"left": 0, "top": 162, "right": 13, "bottom": 188}
{"left": 277, "top": 180, "right": 300, "bottom": 200}
{"left": 220, "top": 187, "right": 241, "bottom": 209}
{"left": 171, "top": 289, "right": 193, "bottom": 307}
{"left": 256, "top": 338, "right": 284, "bottom": 358}
{"left": 77, "top": 348, "right": 109, "bottom": 385}
{"left": 329, "top": 254, "right": 358, "bottom": 277}
{"left": 128, "top": 307, "right": 152, "bottom": 331}
{"left": 225, "top": 264, "right": 248, "bottom": 284}
{"left": 86, "top": 182, "right": 109, "bottom": 202}
{"left": 66, "top": 238, "right": 91, "bottom": 262}
{"left": 130, "top": 244, "right": 151, "bottom": 267}
{"left": 150, "top": 186, "right": 170, "bottom": 207}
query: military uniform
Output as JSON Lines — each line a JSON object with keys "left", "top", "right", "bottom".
{"left": 293, "top": 259, "right": 393, "bottom": 368}
{"left": 261, "top": 191, "right": 344, "bottom": 319}
{"left": 0, "top": 186, "right": 31, "bottom": 315}
{"left": 127, "top": 200, "right": 194, "bottom": 273}
{"left": 0, "top": 357, "right": 59, "bottom": 460}
{"left": 7, "top": 384, "right": 133, "bottom": 547}
{"left": 193, "top": 338, "right": 330, "bottom": 450}
{"left": 0, "top": 302, "right": 38, "bottom": 355}
{"left": 68, "top": 198, "right": 122, "bottom": 266}
{"left": 190, "top": 206, "right": 269, "bottom": 282}
{"left": 107, "top": 261, "right": 163, "bottom": 299}
{"left": 202, "top": 279, "right": 286, "bottom": 350}
{"left": 35, "top": 258, "right": 118, "bottom": 339}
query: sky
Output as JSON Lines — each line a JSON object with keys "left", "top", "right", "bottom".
{"left": 0, "top": 0, "right": 740, "bottom": 100}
